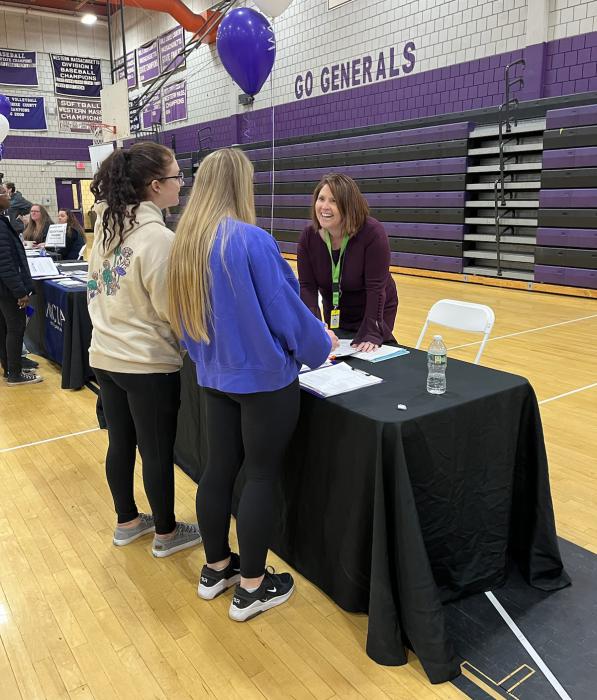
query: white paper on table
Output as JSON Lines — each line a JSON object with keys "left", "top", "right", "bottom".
{"left": 55, "top": 277, "right": 86, "bottom": 287}
{"left": 330, "top": 338, "right": 359, "bottom": 358}
{"left": 27, "top": 257, "right": 60, "bottom": 278}
{"left": 352, "top": 345, "right": 410, "bottom": 362}
{"left": 299, "top": 359, "right": 332, "bottom": 373}
{"left": 298, "top": 361, "right": 382, "bottom": 398}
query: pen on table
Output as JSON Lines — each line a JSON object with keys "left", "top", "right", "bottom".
{"left": 351, "top": 366, "right": 371, "bottom": 376}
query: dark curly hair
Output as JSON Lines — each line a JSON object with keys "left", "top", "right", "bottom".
{"left": 90, "top": 142, "right": 174, "bottom": 250}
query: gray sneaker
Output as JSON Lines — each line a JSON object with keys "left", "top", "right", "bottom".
{"left": 152, "top": 522, "right": 202, "bottom": 558}
{"left": 113, "top": 513, "right": 155, "bottom": 546}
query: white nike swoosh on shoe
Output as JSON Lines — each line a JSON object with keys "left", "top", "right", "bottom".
{"left": 266, "top": 587, "right": 277, "bottom": 593}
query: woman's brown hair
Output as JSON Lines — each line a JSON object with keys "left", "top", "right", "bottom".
{"left": 23, "top": 204, "right": 53, "bottom": 243}
{"left": 311, "top": 173, "right": 369, "bottom": 237}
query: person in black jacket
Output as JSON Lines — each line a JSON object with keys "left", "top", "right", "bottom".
{"left": 57, "top": 209, "right": 86, "bottom": 260}
{"left": 5, "top": 182, "right": 32, "bottom": 234}
{"left": 0, "top": 184, "right": 43, "bottom": 385}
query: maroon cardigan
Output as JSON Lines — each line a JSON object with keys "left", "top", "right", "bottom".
{"left": 297, "top": 216, "right": 398, "bottom": 345}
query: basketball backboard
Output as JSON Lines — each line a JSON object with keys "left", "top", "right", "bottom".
{"left": 100, "top": 79, "right": 131, "bottom": 142}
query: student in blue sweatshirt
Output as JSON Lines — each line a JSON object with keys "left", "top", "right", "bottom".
{"left": 168, "top": 147, "right": 338, "bottom": 621}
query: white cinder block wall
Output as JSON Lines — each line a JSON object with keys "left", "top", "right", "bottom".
{"left": 0, "top": 9, "right": 109, "bottom": 216}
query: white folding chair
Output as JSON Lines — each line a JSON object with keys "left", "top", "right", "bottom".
{"left": 415, "top": 299, "right": 495, "bottom": 364}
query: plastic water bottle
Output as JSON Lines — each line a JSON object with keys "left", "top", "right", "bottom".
{"left": 427, "top": 334, "right": 447, "bottom": 395}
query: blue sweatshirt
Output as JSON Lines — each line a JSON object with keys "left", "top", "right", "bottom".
{"left": 183, "top": 219, "right": 332, "bottom": 393}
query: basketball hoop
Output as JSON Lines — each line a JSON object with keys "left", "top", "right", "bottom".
{"left": 89, "top": 122, "right": 117, "bottom": 145}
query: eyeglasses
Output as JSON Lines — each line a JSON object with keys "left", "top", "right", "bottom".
{"left": 157, "top": 171, "right": 185, "bottom": 184}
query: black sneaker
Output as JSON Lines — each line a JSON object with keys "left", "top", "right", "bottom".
{"left": 6, "top": 372, "right": 43, "bottom": 386}
{"left": 21, "top": 356, "right": 39, "bottom": 369}
{"left": 198, "top": 552, "right": 241, "bottom": 600}
{"left": 229, "top": 568, "right": 294, "bottom": 621}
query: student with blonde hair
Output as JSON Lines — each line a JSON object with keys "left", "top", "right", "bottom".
{"left": 169, "top": 147, "right": 337, "bottom": 620}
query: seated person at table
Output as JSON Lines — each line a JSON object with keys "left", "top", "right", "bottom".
{"left": 297, "top": 174, "right": 398, "bottom": 351}
{"left": 23, "top": 204, "right": 52, "bottom": 246}
{"left": 0, "top": 183, "right": 42, "bottom": 385}
{"left": 168, "top": 148, "right": 337, "bottom": 621}
{"left": 57, "top": 209, "right": 86, "bottom": 260}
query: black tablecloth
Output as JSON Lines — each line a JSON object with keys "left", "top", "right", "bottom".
{"left": 174, "top": 350, "right": 570, "bottom": 684}
{"left": 25, "top": 280, "right": 93, "bottom": 389}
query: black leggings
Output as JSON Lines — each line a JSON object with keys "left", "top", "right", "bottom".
{"left": 198, "top": 378, "right": 300, "bottom": 578}
{"left": 0, "top": 298, "right": 26, "bottom": 377}
{"left": 94, "top": 368, "right": 181, "bottom": 534}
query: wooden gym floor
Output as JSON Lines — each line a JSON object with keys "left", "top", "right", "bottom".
{"left": 0, "top": 272, "right": 595, "bottom": 699}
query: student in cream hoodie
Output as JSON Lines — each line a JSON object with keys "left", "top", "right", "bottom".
{"left": 87, "top": 142, "right": 202, "bottom": 558}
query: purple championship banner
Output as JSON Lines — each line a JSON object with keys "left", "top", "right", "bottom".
{"left": 142, "top": 92, "right": 162, "bottom": 129}
{"left": 7, "top": 95, "right": 47, "bottom": 130}
{"left": 51, "top": 54, "right": 103, "bottom": 97}
{"left": 138, "top": 40, "right": 160, "bottom": 83}
{"left": 163, "top": 81, "right": 187, "bottom": 124}
{"left": 0, "top": 49, "right": 38, "bottom": 86}
{"left": 115, "top": 51, "right": 137, "bottom": 89}
{"left": 159, "top": 25, "right": 186, "bottom": 75}
{"left": 56, "top": 97, "right": 102, "bottom": 133}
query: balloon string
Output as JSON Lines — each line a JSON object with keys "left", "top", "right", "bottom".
{"left": 270, "top": 20, "right": 275, "bottom": 237}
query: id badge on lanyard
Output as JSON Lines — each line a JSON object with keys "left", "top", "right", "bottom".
{"left": 325, "top": 231, "right": 348, "bottom": 330}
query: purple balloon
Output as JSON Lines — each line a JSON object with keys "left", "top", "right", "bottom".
{"left": 216, "top": 8, "right": 276, "bottom": 97}
{"left": 0, "top": 94, "right": 10, "bottom": 118}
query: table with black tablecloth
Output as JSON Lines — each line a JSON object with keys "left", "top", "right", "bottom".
{"left": 24, "top": 279, "right": 93, "bottom": 389}
{"left": 175, "top": 350, "right": 570, "bottom": 684}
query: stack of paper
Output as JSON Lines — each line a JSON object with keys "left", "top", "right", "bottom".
{"left": 299, "top": 361, "right": 383, "bottom": 398}
{"left": 352, "top": 345, "right": 410, "bottom": 362}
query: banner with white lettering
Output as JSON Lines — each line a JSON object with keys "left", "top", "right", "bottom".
{"left": 0, "top": 49, "right": 38, "bottom": 86}
{"left": 115, "top": 51, "right": 137, "bottom": 90}
{"left": 138, "top": 40, "right": 160, "bottom": 83}
{"left": 142, "top": 93, "right": 162, "bottom": 129}
{"left": 159, "top": 26, "right": 186, "bottom": 75}
{"left": 51, "top": 55, "right": 103, "bottom": 97}
{"left": 57, "top": 97, "right": 102, "bottom": 133}
{"left": 163, "top": 81, "right": 187, "bottom": 124}
{"left": 6, "top": 95, "right": 47, "bottom": 130}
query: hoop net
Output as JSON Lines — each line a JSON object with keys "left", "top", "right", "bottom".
{"left": 89, "top": 122, "right": 117, "bottom": 145}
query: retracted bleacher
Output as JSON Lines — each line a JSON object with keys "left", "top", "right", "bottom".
{"left": 536, "top": 104, "right": 597, "bottom": 289}
{"left": 244, "top": 122, "right": 471, "bottom": 274}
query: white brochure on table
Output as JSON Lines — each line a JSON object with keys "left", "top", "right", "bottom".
{"left": 27, "top": 256, "right": 60, "bottom": 278}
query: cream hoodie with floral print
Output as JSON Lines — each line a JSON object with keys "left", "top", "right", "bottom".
{"left": 87, "top": 201, "right": 182, "bottom": 374}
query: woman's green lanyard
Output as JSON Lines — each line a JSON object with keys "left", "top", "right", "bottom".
{"left": 324, "top": 231, "right": 348, "bottom": 329}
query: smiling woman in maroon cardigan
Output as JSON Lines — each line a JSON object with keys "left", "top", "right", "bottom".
{"left": 297, "top": 174, "right": 398, "bottom": 351}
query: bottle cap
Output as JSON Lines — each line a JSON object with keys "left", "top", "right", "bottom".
{"left": 433, "top": 334, "right": 442, "bottom": 340}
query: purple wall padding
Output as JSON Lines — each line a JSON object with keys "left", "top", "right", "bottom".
{"left": 3, "top": 134, "right": 92, "bottom": 161}
{"left": 536, "top": 228, "right": 597, "bottom": 248}
{"left": 254, "top": 157, "right": 468, "bottom": 184}
{"left": 254, "top": 192, "right": 466, "bottom": 208}
{"left": 390, "top": 252, "right": 463, "bottom": 273}
{"left": 546, "top": 104, "right": 597, "bottom": 129}
{"left": 542, "top": 147, "right": 597, "bottom": 168}
{"left": 539, "top": 189, "right": 597, "bottom": 207}
{"left": 246, "top": 122, "right": 470, "bottom": 161}
{"left": 535, "top": 265, "right": 597, "bottom": 288}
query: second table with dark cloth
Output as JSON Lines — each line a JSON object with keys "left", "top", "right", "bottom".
{"left": 24, "top": 279, "right": 93, "bottom": 389}
{"left": 177, "top": 349, "right": 570, "bottom": 683}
